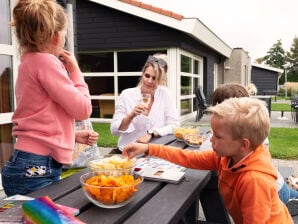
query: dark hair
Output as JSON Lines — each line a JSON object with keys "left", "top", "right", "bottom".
{"left": 212, "top": 83, "right": 249, "bottom": 106}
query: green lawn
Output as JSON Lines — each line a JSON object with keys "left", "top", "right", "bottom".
{"left": 271, "top": 103, "right": 291, "bottom": 111}
{"left": 93, "top": 123, "right": 118, "bottom": 148}
{"left": 93, "top": 123, "right": 298, "bottom": 160}
{"left": 269, "top": 128, "right": 298, "bottom": 159}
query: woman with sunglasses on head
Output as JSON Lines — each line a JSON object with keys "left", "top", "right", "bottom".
{"left": 110, "top": 54, "right": 179, "bottom": 154}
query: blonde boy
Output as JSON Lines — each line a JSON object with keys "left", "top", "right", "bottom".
{"left": 123, "top": 98, "right": 293, "bottom": 223}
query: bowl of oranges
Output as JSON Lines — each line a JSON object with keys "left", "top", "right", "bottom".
{"left": 80, "top": 171, "right": 143, "bottom": 208}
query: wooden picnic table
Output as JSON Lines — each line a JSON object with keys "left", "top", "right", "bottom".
{"left": 25, "top": 133, "right": 223, "bottom": 224}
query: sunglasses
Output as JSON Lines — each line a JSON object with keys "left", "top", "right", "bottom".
{"left": 147, "top": 55, "right": 167, "bottom": 68}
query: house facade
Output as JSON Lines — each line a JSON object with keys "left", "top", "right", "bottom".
{"left": 0, "top": 0, "right": 233, "bottom": 167}
{"left": 224, "top": 48, "right": 251, "bottom": 86}
{"left": 251, "top": 63, "right": 283, "bottom": 95}
{"left": 73, "top": 0, "right": 232, "bottom": 123}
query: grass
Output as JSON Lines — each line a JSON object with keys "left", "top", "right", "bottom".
{"left": 271, "top": 103, "right": 291, "bottom": 111}
{"left": 93, "top": 123, "right": 118, "bottom": 148}
{"left": 92, "top": 123, "right": 298, "bottom": 160}
{"left": 269, "top": 128, "right": 298, "bottom": 159}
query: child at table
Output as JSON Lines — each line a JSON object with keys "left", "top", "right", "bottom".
{"left": 122, "top": 97, "right": 293, "bottom": 223}
{"left": 209, "top": 83, "right": 298, "bottom": 216}
{"left": 1, "top": 0, "right": 92, "bottom": 196}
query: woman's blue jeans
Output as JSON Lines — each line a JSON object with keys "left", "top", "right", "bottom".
{"left": 1, "top": 150, "right": 62, "bottom": 196}
{"left": 279, "top": 182, "right": 298, "bottom": 204}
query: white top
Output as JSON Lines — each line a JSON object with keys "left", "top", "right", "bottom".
{"left": 110, "top": 86, "right": 180, "bottom": 150}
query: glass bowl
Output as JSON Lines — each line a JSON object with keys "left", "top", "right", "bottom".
{"left": 173, "top": 127, "right": 199, "bottom": 141}
{"left": 87, "top": 154, "right": 137, "bottom": 176}
{"left": 80, "top": 172, "right": 143, "bottom": 208}
{"left": 183, "top": 133, "right": 205, "bottom": 148}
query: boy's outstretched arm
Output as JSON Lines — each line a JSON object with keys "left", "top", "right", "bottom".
{"left": 122, "top": 142, "right": 149, "bottom": 159}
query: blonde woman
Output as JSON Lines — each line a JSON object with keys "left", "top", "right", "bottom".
{"left": 110, "top": 54, "right": 179, "bottom": 153}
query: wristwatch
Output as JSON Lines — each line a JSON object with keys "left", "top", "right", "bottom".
{"left": 147, "top": 129, "right": 155, "bottom": 138}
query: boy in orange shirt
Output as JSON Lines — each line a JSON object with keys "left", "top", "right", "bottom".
{"left": 123, "top": 97, "right": 293, "bottom": 224}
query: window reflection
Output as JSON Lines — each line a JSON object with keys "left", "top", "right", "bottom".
{"left": 0, "top": 55, "right": 14, "bottom": 113}
{"left": 180, "top": 99, "right": 191, "bottom": 115}
{"left": 118, "top": 76, "right": 139, "bottom": 93}
{"left": 181, "top": 55, "right": 192, "bottom": 73}
{"left": 0, "top": 123, "right": 13, "bottom": 169}
{"left": 84, "top": 76, "right": 114, "bottom": 95}
{"left": 181, "top": 76, "right": 191, "bottom": 95}
{"left": 78, "top": 52, "right": 114, "bottom": 72}
{"left": 0, "top": 0, "right": 11, "bottom": 44}
{"left": 118, "top": 51, "right": 163, "bottom": 72}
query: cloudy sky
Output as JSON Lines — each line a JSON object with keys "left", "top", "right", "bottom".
{"left": 140, "top": 0, "right": 298, "bottom": 61}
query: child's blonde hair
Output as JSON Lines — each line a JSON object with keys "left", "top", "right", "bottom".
{"left": 208, "top": 97, "right": 270, "bottom": 148}
{"left": 11, "top": 0, "right": 67, "bottom": 54}
{"left": 246, "top": 83, "right": 258, "bottom": 96}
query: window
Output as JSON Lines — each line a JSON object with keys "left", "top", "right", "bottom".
{"left": 78, "top": 52, "right": 114, "bottom": 72}
{"left": 0, "top": 0, "right": 11, "bottom": 45}
{"left": 77, "top": 50, "right": 166, "bottom": 121}
{"left": 0, "top": 123, "right": 13, "bottom": 168}
{"left": 179, "top": 53, "right": 203, "bottom": 116}
{"left": 118, "top": 51, "right": 157, "bottom": 72}
{"left": 0, "top": 0, "right": 14, "bottom": 169}
{"left": 0, "top": 55, "right": 14, "bottom": 113}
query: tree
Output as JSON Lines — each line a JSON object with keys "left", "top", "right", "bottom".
{"left": 285, "top": 37, "right": 298, "bottom": 82}
{"left": 263, "top": 39, "right": 286, "bottom": 69}
{"left": 255, "top": 57, "right": 265, "bottom": 64}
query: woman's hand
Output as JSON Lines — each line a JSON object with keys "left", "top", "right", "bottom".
{"left": 75, "top": 130, "right": 99, "bottom": 146}
{"left": 122, "top": 142, "right": 149, "bottom": 159}
{"left": 131, "top": 104, "right": 145, "bottom": 117}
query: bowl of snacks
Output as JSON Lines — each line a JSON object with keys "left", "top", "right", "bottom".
{"left": 88, "top": 154, "right": 137, "bottom": 176}
{"left": 80, "top": 172, "right": 143, "bottom": 208}
{"left": 173, "top": 127, "right": 199, "bottom": 141}
{"left": 183, "top": 133, "right": 205, "bottom": 148}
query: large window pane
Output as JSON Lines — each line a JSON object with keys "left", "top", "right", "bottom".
{"left": 91, "top": 99, "right": 115, "bottom": 119}
{"left": 84, "top": 76, "right": 114, "bottom": 95}
{"left": 181, "top": 55, "right": 192, "bottom": 73}
{"left": 193, "top": 77, "right": 199, "bottom": 94}
{"left": 0, "top": 123, "right": 13, "bottom": 169}
{"left": 0, "top": 55, "right": 14, "bottom": 113}
{"left": 0, "top": 0, "right": 11, "bottom": 44}
{"left": 118, "top": 76, "right": 139, "bottom": 93}
{"left": 181, "top": 76, "right": 191, "bottom": 95}
{"left": 77, "top": 52, "right": 114, "bottom": 72}
{"left": 193, "top": 60, "right": 199, "bottom": 74}
{"left": 118, "top": 51, "right": 159, "bottom": 72}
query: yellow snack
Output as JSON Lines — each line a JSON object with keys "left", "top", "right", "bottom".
{"left": 83, "top": 174, "right": 142, "bottom": 205}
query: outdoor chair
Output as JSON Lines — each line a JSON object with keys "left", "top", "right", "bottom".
{"left": 195, "top": 86, "right": 209, "bottom": 122}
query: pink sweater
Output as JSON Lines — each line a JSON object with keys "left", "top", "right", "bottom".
{"left": 12, "top": 53, "right": 92, "bottom": 164}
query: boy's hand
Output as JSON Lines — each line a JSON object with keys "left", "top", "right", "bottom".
{"left": 122, "top": 142, "right": 149, "bottom": 159}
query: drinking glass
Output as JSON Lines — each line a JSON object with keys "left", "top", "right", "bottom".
{"left": 141, "top": 93, "right": 151, "bottom": 117}
{"left": 141, "top": 93, "right": 151, "bottom": 108}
